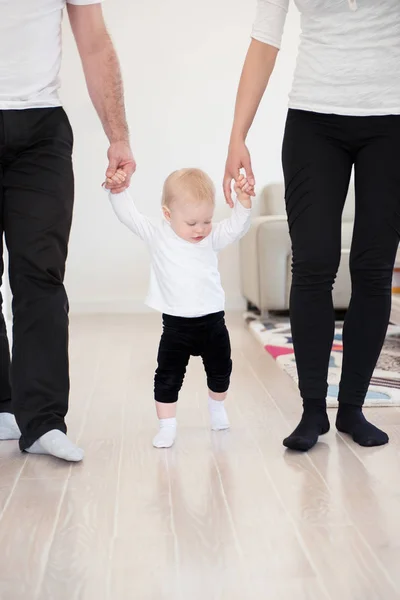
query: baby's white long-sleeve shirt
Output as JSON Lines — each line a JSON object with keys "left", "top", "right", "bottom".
{"left": 109, "top": 190, "right": 251, "bottom": 317}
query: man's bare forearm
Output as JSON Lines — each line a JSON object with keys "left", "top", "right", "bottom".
{"left": 68, "top": 4, "right": 135, "bottom": 190}
{"left": 81, "top": 33, "right": 129, "bottom": 144}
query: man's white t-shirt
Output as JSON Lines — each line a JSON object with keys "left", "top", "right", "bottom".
{"left": 0, "top": 0, "right": 102, "bottom": 110}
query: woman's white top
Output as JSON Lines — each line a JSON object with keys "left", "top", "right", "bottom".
{"left": 252, "top": 0, "right": 400, "bottom": 116}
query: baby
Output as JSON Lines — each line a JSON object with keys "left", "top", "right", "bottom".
{"left": 105, "top": 168, "right": 252, "bottom": 448}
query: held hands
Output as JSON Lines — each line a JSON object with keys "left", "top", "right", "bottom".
{"left": 103, "top": 170, "right": 252, "bottom": 211}
{"left": 234, "top": 174, "right": 253, "bottom": 209}
{"left": 103, "top": 168, "right": 127, "bottom": 189}
{"left": 223, "top": 139, "right": 255, "bottom": 207}
{"left": 105, "top": 141, "right": 136, "bottom": 193}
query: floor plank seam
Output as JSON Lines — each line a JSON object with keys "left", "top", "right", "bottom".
{"left": 33, "top": 471, "right": 71, "bottom": 600}
{"left": 105, "top": 347, "right": 131, "bottom": 600}
{"left": 166, "top": 450, "right": 183, "bottom": 600}
{"left": 0, "top": 455, "right": 28, "bottom": 526}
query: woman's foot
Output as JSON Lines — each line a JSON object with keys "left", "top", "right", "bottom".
{"left": 283, "top": 406, "right": 330, "bottom": 451}
{"left": 336, "top": 405, "right": 389, "bottom": 447}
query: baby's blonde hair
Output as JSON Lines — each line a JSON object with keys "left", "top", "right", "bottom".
{"left": 162, "top": 168, "right": 215, "bottom": 208}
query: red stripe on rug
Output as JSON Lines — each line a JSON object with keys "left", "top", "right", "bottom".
{"left": 265, "top": 345, "right": 295, "bottom": 359}
{"left": 332, "top": 344, "right": 343, "bottom": 351}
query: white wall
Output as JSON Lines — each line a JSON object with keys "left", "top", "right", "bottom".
{"left": 57, "top": 0, "right": 300, "bottom": 313}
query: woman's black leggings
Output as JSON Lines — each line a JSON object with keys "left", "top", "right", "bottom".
{"left": 282, "top": 110, "right": 400, "bottom": 407}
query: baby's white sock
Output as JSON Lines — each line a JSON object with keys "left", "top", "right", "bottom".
{"left": 26, "top": 430, "right": 84, "bottom": 462}
{"left": 153, "top": 418, "right": 177, "bottom": 449}
{"left": 208, "top": 397, "right": 230, "bottom": 431}
{"left": 0, "top": 413, "right": 21, "bottom": 440}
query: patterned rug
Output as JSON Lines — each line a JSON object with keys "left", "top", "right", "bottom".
{"left": 245, "top": 313, "right": 400, "bottom": 408}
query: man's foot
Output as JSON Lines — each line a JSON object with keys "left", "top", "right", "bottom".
{"left": 336, "top": 405, "right": 389, "bottom": 447}
{"left": 208, "top": 398, "right": 230, "bottom": 431}
{"left": 153, "top": 418, "right": 177, "bottom": 448}
{"left": 0, "top": 413, "right": 21, "bottom": 440}
{"left": 26, "top": 430, "right": 84, "bottom": 462}
{"left": 283, "top": 407, "right": 330, "bottom": 452}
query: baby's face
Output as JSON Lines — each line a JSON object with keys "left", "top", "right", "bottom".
{"left": 164, "top": 198, "right": 214, "bottom": 243}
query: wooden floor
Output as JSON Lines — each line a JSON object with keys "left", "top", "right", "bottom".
{"left": 0, "top": 314, "right": 399, "bottom": 600}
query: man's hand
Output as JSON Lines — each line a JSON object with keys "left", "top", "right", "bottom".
{"left": 105, "top": 141, "right": 136, "bottom": 193}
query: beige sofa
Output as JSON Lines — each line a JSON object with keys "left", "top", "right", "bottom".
{"left": 239, "top": 182, "right": 356, "bottom": 314}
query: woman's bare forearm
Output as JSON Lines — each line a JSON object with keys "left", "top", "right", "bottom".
{"left": 230, "top": 39, "right": 279, "bottom": 144}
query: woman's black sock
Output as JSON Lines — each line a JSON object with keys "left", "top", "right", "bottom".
{"left": 283, "top": 400, "right": 330, "bottom": 452}
{"left": 336, "top": 404, "right": 389, "bottom": 447}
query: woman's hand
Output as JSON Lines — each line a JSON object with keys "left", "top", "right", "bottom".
{"left": 223, "top": 139, "right": 255, "bottom": 207}
{"left": 223, "top": 40, "right": 279, "bottom": 207}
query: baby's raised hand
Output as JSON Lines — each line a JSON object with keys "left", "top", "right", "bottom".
{"left": 234, "top": 174, "right": 253, "bottom": 208}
